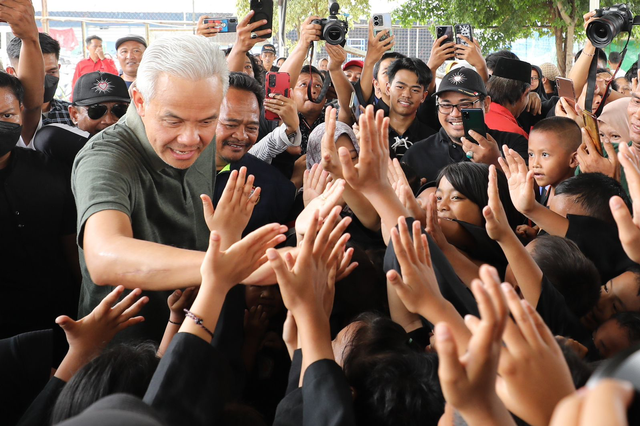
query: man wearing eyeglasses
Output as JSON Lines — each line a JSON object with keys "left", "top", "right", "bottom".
{"left": 32, "top": 71, "right": 130, "bottom": 168}
{"left": 402, "top": 67, "right": 528, "bottom": 183}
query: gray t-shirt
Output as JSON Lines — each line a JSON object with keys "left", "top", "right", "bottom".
{"left": 71, "top": 104, "right": 215, "bottom": 343}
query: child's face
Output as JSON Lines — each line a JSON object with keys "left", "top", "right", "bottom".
{"left": 436, "top": 176, "right": 483, "bottom": 226}
{"left": 582, "top": 271, "right": 640, "bottom": 330}
{"left": 528, "top": 130, "right": 577, "bottom": 188}
{"left": 593, "top": 318, "right": 630, "bottom": 358}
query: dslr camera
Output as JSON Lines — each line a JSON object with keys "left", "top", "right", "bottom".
{"left": 587, "top": 4, "right": 637, "bottom": 48}
{"left": 312, "top": 0, "right": 348, "bottom": 46}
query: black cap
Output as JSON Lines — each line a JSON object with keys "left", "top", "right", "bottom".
{"left": 73, "top": 72, "right": 130, "bottom": 106}
{"left": 261, "top": 44, "right": 276, "bottom": 54}
{"left": 492, "top": 58, "right": 532, "bottom": 84}
{"left": 435, "top": 67, "right": 487, "bottom": 97}
{"left": 115, "top": 34, "right": 147, "bottom": 51}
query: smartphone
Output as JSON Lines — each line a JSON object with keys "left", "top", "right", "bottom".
{"left": 203, "top": 17, "right": 238, "bottom": 33}
{"left": 582, "top": 110, "right": 604, "bottom": 156}
{"left": 556, "top": 77, "right": 576, "bottom": 110}
{"left": 250, "top": 0, "right": 273, "bottom": 40}
{"left": 372, "top": 13, "right": 393, "bottom": 42}
{"left": 265, "top": 72, "right": 290, "bottom": 121}
{"left": 454, "top": 23, "right": 473, "bottom": 46}
{"left": 461, "top": 108, "right": 487, "bottom": 145}
{"left": 350, "top": 91, "right": 363, "bottom": 122}
{"left": 436, "top": 25, "right": 454, "bottom": 45}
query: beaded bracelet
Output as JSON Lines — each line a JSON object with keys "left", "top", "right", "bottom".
{"left": 183, "top": 309, "right": 214, "bottom": 338}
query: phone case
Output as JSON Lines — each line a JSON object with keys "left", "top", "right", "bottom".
{"left": 265, "top": 72, "right": 290, "bottom": 121}
{"left": 250, "top": 0, "right": 273, "bottom": 39}
{"left": 373, "top": 13, "right": 393, "bottom": 42}
{"left": 582, "top": 110, "right": 604, "bottom": 156}
{"left": 436, "top": 25, "right": 454, "bottom": 44}
{"left": 455, "top": 24, "right": 473, "bottom": 46}
{"left": 203, "top": 18, "right": 238, "bottom": 33}
{"left": 556, "top": 77, "right": 576, "bottom": 109}
{"left": 462, "top": 108, "right": 486, "bottom": 145}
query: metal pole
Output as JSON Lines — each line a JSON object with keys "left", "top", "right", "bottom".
{"left": 81, "top": 21, "right": 87, "bottom": 59}
{"left": 278, "top": 0, "right": 287, "bottom": 57}
{"left": 415, "top": 28, "right": 419, "bottom": 57}
{"left": 41, "top": 0, "right": 49, "bottom": 33}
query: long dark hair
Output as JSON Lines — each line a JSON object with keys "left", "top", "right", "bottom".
{"left": 436, "top": 162, "right": 521, "bottom": 229}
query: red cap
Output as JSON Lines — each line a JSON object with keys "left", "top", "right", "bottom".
{"left": 343, "top": 59, "right": 364, "bottom": 71}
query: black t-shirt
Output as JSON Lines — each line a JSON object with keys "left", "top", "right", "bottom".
{"left": 536, "top": 275, "right": 591, "bottom": 344}
{"left": 454, "top": 220, "right": 508, "bottom": 277}
{"left": 562, "top": 214, "right": 635, "bottom": 282}
{"left": 0, "top": 148, "right": 77, "bottom": 338}
{"left": 402, "top": 126, "right": 529, "bottom": 183}
{"left": 214, "top": 154, "right": 296, "bottom": 235}
{"left": 388, "top": 118, "right": 436, "bottom": 159}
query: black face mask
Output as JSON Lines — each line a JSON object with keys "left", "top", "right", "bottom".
{"left": 44, "top": 74, "right": 59, "bottom": 103}
{"left": 0, "top": 121, "right": 23, "bottom": 157}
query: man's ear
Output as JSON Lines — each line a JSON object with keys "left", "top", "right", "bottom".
{"left": 5, "top": 66, "right": 17, "bottom": 77}
{"left": 483, "top": 96, "right": 492, "bottom": 113}
{"left": 68, "top": 105, "right": 79, "bottom": 125}
{"left": 385, "top": 81, "right": 391, "bottom": 97}
{"left": 421, "top": 90, "right": 428, "bottom": 104}
{"left": 132, "top": 88, "right": 146, "bottom": 117}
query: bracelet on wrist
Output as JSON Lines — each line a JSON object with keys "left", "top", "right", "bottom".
{"left": 183, "top": 309, "right": 214, "bottom": 338}
{"left": 168, "top": 319, "right": 182, "bottom": 325}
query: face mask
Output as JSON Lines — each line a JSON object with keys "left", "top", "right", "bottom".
{"left": 44, "top": 75, "right": 59, "bottom": 103}
{"left": 0, "top": 121, "right": 23, "bottom": 157}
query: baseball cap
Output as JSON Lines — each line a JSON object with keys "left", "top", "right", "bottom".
{"left": 540, "top": 62, "right": 561, "bottom": 82}
{"left": 261, "top": 44, "right": 276, "bottom": 54}
{"left": 435, "top": 67, "right": 487, "bottom": 97}
{"left": 343, "top": 59, "right": 364, "bottom": 70}
{"left": 73, "top": 72, "right": 131, "bottom": 106}
{"left": 492, "top": 58, "right": 532, "bottom": 84}
{"left": 115, "top": 34, "right": 147, "bottom": 51}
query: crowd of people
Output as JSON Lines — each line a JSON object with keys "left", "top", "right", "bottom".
{"left": 3, "top": 0, "right": 640, "bottom": 424}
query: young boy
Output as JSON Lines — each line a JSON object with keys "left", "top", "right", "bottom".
{"left": 528, "top": 117, "right": 581, "bottom": 205}
{"left": 593, "top": 312, "right": 640, "bottom": 359}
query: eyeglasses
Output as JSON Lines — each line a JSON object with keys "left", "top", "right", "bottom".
{"left": 436, "top": 99, "right": 481, "bottom": 114}
{"left": 531, "top": 76, "right": 539, "bottom": 82}
{"left": 82, "top": 103, "right": 129, "bottom": 120}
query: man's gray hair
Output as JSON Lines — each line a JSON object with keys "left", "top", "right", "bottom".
{"left": 136, "top": 34, "right": 229, "bottom": 101}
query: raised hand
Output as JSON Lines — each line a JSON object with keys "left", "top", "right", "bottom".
{"left": 427, "top": 36, "right": 455, "bottom": 73}
{"left": 167, "top": 287, "right": 197, "bottom": 325}
{"left": 549, "top": 379, "right": 634, "bottom": 426}
{"left": 196, "top": 15, "right": 221, "bottom": 37}
{"left": 366, "top": 18, "right": 395, "bottom": 64}
{"left": 303, "top": 163, "right": 330, "bottom": 207}
{"left": 234, "top": 11, "right": 271, "bottom": 53}
{"left": 55, "top": 285, "right": 148, "bottom": 381}
{"left": 320, "top": 106, "right": 344, "bottom": 177}
{"left": 386, "top": 217, "right": 442, "bottom": 314}
{"left": 201, "top": 167, "right": 260, "bottom": 249}
{"left": 264, "top": 93, "right": 299, "bottom": 132}
{"left": 296, "top": 178, "right": 346, "bottom": 241}
{"left": 436, "top": 265, "right": 515, "bottom": 426}
{"left": 425, "top": 192, "right": 452, "bottom": 251}
{"left": 495, "top": 283, "right": 576, "bottom": 426}
{"left": 499, "top": 145, "right": 536, "bottom": 215}
{"left": 611, "top": 142, "right": 640, "bottom": 263}
{"left": 577, "top": 128, "right": 620, "bottom": 180}
{"left": 483, "top": 165, "right": 513, "bottom": 242}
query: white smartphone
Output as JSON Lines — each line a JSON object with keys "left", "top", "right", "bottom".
{"left": 372, "top": 13, "right": 393, "bottom": 43}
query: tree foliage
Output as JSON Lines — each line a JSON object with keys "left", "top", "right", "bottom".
{"left": 236, "top": 0, "right": 371, "bottom": 51}
{"left": 393, "top": 0, "right": 636, "bottom": 75}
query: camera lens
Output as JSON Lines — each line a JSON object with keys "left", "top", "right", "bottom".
{"left": 587, "top": 11, "right": 628, "bottom": 48}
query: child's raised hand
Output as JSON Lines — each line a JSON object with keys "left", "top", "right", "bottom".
{"left": 167, "top": 287, "right": 197, "bottom": 325}
{"left": 436, "top": 265, "right": 515, "bottom": 426}
{"left": 296, "top": 178, "right": 346, "bottom": 242}
{"left": 495, "top": 283, "right": 576, "bottom": 426}
{"left": 484, "top": 165, "right": 513, "bottom": 242}
{"left": 499, "top": 145, "right": 536, "bottom": 215}
{"left": 611, "top": 142, "right": 640, "bottom": 264}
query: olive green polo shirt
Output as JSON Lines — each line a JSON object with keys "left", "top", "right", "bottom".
{"left": 71, "top": 104, "right": 216, "bottom": 343}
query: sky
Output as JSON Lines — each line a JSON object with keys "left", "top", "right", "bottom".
{"left": 34, "top": 0, "right": 406, "bottom": 14}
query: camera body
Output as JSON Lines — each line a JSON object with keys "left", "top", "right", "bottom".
{"left": 587, "top": 3, "right": 634, "bottom": 48}
{"left": 312, "top": 1, "right": 348, "bottom": 46}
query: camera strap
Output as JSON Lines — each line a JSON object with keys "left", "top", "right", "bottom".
{"left": 584, "top": 31, "right": 632, "bottom": 115}
{"left": 307, "top": 41, "right": 333, "bottom": 104}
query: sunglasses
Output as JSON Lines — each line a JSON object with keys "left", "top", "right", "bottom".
{"left": 83, "top": 103, "right": 129, "bottom": 120}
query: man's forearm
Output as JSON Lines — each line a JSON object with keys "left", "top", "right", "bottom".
{"left": 18, "top": 37, "right": 44, "bottom": 110}
{"left": 328, "top": 66, "right": 355, "bottom": 125}
{"left": 227, "top": 46, "right": 247, "bottom": 73}
{"left": 280, "top": 42, "right": 309, "bottom": 90}
{"left": 522, "top": 203, "right": 569, "bottom": 237}
{"left": 249, "top": 124, "right": 301, "bottom": 163}
{"left": 496, "top": 231, "right": 543, "bottom": 307}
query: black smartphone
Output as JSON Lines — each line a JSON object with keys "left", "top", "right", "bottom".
{"left": 455, "top": 23, "right": 473, "bottom": 46}
{"left": 462, "top": 108, "right": 486, "bottom": 144}
{"left": 250, "top": 0, "right": 273, "bottom": 39}
{"left": 436, "top": 25, "right": 454, "bottom": 44}
{"left": 203, "top": 17, "right": 238, "bottom": 33}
